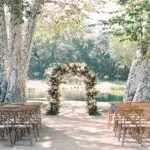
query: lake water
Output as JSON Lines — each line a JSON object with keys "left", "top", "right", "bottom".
{"left": 96, "top": 93, "right": 123, "bottom": 102}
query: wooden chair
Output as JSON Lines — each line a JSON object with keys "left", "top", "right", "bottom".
{"left": 113, "top": 103, "right": 136, "bottom": 137}
{"left": 140, "top": 109, "right": 150, "bottom": 143}
{"left": 0, "top": 111, "right": 16, "bottom": 146}
{"left": 116, "top": 108, "right": 144, "bottom": 146}
{"left": 21, "top": 104, "right": 42, "bottom": 137}
{"left": 13, "top": 108, "right": 38, "bottom": 146}
{"left": 0, "top": 102, "right": 42, "bottom": 146}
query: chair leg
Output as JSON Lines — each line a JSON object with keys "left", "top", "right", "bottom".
{"left": 13, "top": 131, "right": 16, "bottom": 146}
{"left": 122, "top": 128, "right": 127, "bottom": 147}
{"left": 18, "top": 129, "right": 23, "bottom": 141}
{"left": 21, "top": 128, "right": 25, "bottom": 138}
{"left": 118, "top": 124, "right": 122, "bottom": 141}
{"left": 9, "top": 131, "right": 15, "bottom": 146}
{"left": 36, "top": 124, "right": 40, "bottom": 138}
{"left": 33, "top": 125, "right": 38, "bottom": 142}
{"left": 134, "top": 129, "right": 143, "bottom": 145}
{"left": 1, "top": 130, "right": 4, "bottom": 140}
{"left": 107, "top": 115, "right": 111, "bottom": 129}
{"left": 114, "top": 121, "right": 118, "bottom": 137}
{"left": 113, "top": 120, "right": 117, "bottom": 132}
{"left": 0, "top": 129, "right": 2, "bottom": 137}
{"left": 40, "top": 121, "right": 43, "bottom": 131}
{"left": 27, "top": 127, "right": 33, "bottom": 146}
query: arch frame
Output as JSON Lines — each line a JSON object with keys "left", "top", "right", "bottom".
{"left": 47, "top": 63, "right": 99, "bottom": 115}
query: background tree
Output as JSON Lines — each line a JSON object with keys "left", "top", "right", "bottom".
{"left": 109, "top": 36, "right": 137, "bottom": 67}
{"left": 109, "top": 0, "right": 150, "bottom": 101}
{"left": 29, "top": 30, "right": 129, "bottom": 80}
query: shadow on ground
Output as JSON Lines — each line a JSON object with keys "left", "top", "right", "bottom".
{"left": 0, "top": 102, "right": 150, "bottom": 150}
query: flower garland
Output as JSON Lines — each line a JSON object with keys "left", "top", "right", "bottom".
{"left": 47, "top": 63, "right": 99, "bottom": 115}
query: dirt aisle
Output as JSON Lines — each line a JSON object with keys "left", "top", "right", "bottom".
{"left": 0, "top": 101, "right": 150, "bottom": 150}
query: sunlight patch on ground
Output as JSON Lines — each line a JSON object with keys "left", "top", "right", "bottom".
{"left": 40, "top": 141, "right": 52, "bottom": 148}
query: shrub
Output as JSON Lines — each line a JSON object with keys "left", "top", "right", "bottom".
{"left": 110, "top": 86, "right": 125, "bottom": 91}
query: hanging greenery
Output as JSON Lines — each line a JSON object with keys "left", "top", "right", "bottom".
{"left": 47, "top": 62, "right": 99, "bottom": 115}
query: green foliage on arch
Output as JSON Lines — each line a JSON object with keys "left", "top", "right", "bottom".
{"left": 47, "top": 63, "right": 99, "bottom": 115}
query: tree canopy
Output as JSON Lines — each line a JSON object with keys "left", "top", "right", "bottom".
{"left": 110, "top": 0, "right": 150, "bottom": 47}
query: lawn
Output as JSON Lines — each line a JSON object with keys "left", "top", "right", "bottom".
{"left": 26, "top": 80, "right": 125, "bottom": 102}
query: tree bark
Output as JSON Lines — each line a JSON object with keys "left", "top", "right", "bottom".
{"left": 124, "top": 50, "right": 144, "bottom": 101}
{"left": 3, "top": 0, "right": 41, "bottom": 102}
{"left": 124, "top": 41, "right": 150, "bottom": 102}
{"left": 0, "top": 3, "right": 8, "bottom": 102}
{"left": 4, "top": 2, "right": 25, "bottom": 102}
{"left": 133, "top": 60, "right": 150, "bottom": 101}
{"left": 23, "top": 0, "right": 41, "bottom": 75}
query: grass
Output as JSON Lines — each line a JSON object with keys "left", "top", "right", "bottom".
{"left": 110, "top": 85, "right": 125, "bottom": 91}
{"left": 60, "top": 84, "right": 86, "bottom": 101}
{"left": 26, "top": 80, "right": 125, "bottom": 102}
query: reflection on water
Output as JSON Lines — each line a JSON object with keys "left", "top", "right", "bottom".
{"left": 96, "top": 93, "right": 123, "bottom": 102}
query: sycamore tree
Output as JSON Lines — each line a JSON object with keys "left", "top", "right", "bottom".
{"left": 110, "top": 0, "right": 150, "bottom": 101}
{"left": 0, "top": 0, "right": 42, "bottom": 102}
{"left": 0, "top": 0, "right": 100, "bottom": 103}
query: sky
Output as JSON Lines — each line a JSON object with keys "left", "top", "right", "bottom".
{"left": 85, "top": 2, "right": 119, "bottom": 36}
{"left": 88, "top": 2, "right": 119, "bottom": 24}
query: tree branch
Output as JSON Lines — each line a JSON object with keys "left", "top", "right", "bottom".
{"left": 44, "top": 0, "right": 80, "bottom": 9}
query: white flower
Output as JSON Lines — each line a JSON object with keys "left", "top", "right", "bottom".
{"left": 89, "top": 99, "right": 96, "bottom": 104}
{"left": 81, "top": 62, "right": 87, "bottom": 67}
{"left": 63, "top": 64, "right": 67, "bottom": 68}
{"left": 69, "top": 63, "right": 74, "bottom": 67}
{"left": 77, "top": 67, "right": 81, "bottom": 72}
{"left": 90, "top": 74, "right": 95, "bottom": 78}
{"left": 80, "top": 65, "right": 85, "bottom": 71}
{"left": 53, "top": 86, "right": 58, "bottom": 90}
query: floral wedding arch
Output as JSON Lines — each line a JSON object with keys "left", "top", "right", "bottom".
{"left": 47, "top": 63, "right": 99, "bottom": 115}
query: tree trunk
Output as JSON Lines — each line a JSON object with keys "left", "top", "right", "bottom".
{"left": 0, "top": 3, "right": 8, "bottom": 102}
{"left": 4, "top": 2, "right": 25, "bottom": 102}
{"left": 125, "top": 41, "right": 150, "bottom": 102}
{"left": 23, "top": 0, "right": 41, "bottom": 75}
{"left": 4, "top": 0, "right": 41, "bottom": 102}
{"left": 124, "top": 50, "right": 144, "bottom": 101}
{"left": 133, "top": 60, "right": 150, "bottom": 101}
